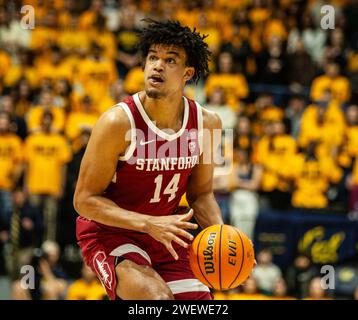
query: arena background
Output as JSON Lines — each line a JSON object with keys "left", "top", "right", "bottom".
{"left": 0, "top": 0, "right": 358, "bottom": 300}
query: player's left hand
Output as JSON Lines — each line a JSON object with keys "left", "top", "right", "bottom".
{"left": 145, "top": 209, "right": 198, "bottom": 260}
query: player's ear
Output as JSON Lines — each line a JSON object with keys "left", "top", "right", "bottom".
{"left": 183, "top": 67, "right": 195, "bottom": 82}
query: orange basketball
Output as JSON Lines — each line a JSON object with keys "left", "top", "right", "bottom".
{"left": 189, "top": 224, "right": 255, "bottom": 291}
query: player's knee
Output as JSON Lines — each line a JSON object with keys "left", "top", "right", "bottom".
{"left": 151, "top": 288, "right": 174, "bottom": 300}
{"left": 152, "top": 286, "right": 174, "bottom": 300}
{"left": 116, "top": 260, "right": 174, "bottom": 300}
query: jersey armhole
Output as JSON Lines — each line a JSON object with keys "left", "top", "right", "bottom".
{"left": 118, "top": 102, "right": 136, "bottom": 161}
{"left": 195, "top": 101, "right": 204, "bottom": 155}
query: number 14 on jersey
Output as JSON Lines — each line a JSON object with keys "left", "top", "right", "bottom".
{"left": 150, "top": 173, "right": 181, "bottom": 203}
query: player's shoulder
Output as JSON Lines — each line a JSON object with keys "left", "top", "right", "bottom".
{"left": 100, "top": 106, "right": 128, "bottom": 124}
{"left": 92, "top": 104, "right": 132, "bottom": 140}
{"left": 198, "top": 102, "right": 222, "bottom": 131}
{"left": 98, "top": 97, "right": 135, "bottom": 129}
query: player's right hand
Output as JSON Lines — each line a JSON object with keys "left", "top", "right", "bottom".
{"left": 145, "top": 209, "right": 198, "bottom": 260}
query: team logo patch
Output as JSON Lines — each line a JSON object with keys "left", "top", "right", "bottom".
{"left": 189, "top": 141, "right": 196, "bottom": 153}
{"left": 93, "top": 251, "right": 113, "bottom": 290}
{"left": 187, "top": 131, "right": 197, "bottom": 140}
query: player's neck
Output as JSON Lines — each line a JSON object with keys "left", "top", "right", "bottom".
{"left": 139, "top": 91, "right": 185, "bottom": 131}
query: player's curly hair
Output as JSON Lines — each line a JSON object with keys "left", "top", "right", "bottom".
{"left": 136, "top": 19, "right": 211, "bottom": 84}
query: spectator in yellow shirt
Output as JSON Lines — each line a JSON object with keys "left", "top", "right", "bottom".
{"left": 263, "top": 11, "right": 288, "bottom": 45}
{"left": 24, "top": 111, "right": 72, "bottom": 241}
{"left": 348, "top": 50, "right": 358, "bottom": 74}
{"left": 256, "top": 120, "right": 296, "bottom": 209}
{"left": 123, "top": 66, "right": 145, "bottom": 95}
{"left": 205, "top": 51, "right": 249, "bottom": 111}
{"left": 173, "top": 3, "right": 199, "bottom": 30}
{"left": 67, "top": 263, "right": 107, "bottom": 300}
{"left": 75, "top": 43, "right": 118, "bottom": 107}
{"left": 58, "top": 1, "right": 73, "bottom": 28}
{"left": 299, "top": 93, "right": 345, "bottom": 159}
{"left": 30, "top": 9, "right": 59, "bottom": 51}
{"left": 37, "top": 46, "right": 73, "bottom": 86}
{"left": 79, "top": 0, "right": 104, "bottom": 30}
{"left": 0, "top": 111, "right": 23, "bottom": 228}
{"left": 310, "top": 61, "right": 351, "bottom": 103}
{"left": 249, "top": 22, "right": 266, "bottom": 54}
{"left": 4, "top": 49, "right": 39, "bottom": 89}
{"left": 291, "top": 142, "right": 342, "bottom": 209}
{"left": 27, "top": 90, "right": 65, "bottom": 134}
{"left": 57, "top": 13, "right": 91, "bottom": 56}
{"left": 97, "top": 80, "right": 129, "bottom": 115}
{"left": 65, "top": 95, "right": 99, "bottom": 143}
{"left": 248, "top": 1, "right": 271, "bottom": 26}
{"left": 245, "top": 93, "right": 283, "bottom": 139}
{"left": 91, "top": 14, "right": 116, "bottom": 60}
{"left": 196, "top": 12, "right": 221, "bottom": 57}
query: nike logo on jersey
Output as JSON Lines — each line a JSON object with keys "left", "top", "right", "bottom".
{"left": 140, "top": 139, "right": 156, "bottom": 145}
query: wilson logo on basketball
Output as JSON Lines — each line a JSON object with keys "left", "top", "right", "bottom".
{"left": 93, "top": 251, "right": 113, "bottom": 290}
{"left": 203, "top": 232, "right": 216, "bottom": 274}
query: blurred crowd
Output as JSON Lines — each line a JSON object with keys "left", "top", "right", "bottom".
{"left": 213, "top": 248, "right": 358, "bottom": 300}
{"left": 0, "top": 0, "right": 358, "bottom": 299}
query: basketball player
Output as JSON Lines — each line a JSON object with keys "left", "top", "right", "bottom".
{"left": 74, "top": 19, "right": 224, "bottom": 300}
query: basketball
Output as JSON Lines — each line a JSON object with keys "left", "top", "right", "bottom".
{"left": 189, "top": 224, "right": 255, "bottom": 291}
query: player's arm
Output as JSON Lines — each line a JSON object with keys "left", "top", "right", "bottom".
{"left": 73, "top": 107, "right": 150, "bottom": 231}
{"left": 73, "top": 107, "right": 197, "bottom": 260}
{"left": 186, "top": 109, "right": 224, "bottom": 229}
